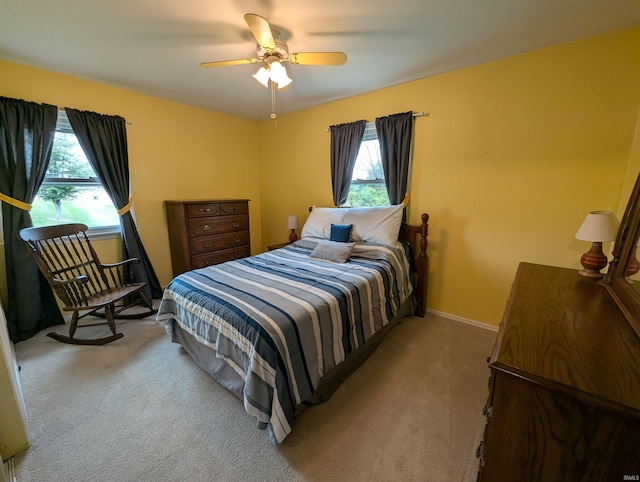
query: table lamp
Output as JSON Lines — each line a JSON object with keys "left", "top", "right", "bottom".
{"left": 287, "top": 215, "right": 300, "bottom": 242}
{"left": 574, "top": 210, "right": 619, "bottom": 278}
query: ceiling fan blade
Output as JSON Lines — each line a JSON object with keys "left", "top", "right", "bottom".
{"left": 200, "top": 58, "right": 261, "bottom": 68}
{"left": 244, "top": 13, "right": 275, "bottom": 50}
{"left": 289, "top": 52, "right": 347, "bottom": 66}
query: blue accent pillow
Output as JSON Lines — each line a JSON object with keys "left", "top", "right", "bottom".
{"left": 330, "top": 224, "right": 353, "bottom": 243}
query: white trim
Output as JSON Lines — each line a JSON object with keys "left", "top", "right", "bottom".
{"left": 2, "top": 456, "right": 16, "bottom": 482}
{"left": 426, "top": 308, "right": 499, "bottom": 332}
{"left": 86, "top": 226, "right": 121, "bottom": 240}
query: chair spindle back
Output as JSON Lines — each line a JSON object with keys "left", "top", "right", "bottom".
{"left": 20, "top": 223, "right": 126, "bottom": 310}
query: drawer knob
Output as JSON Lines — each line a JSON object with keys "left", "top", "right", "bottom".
{"left": 202, "top": 224, "right": 210, "bottom": 231}
{"left": 232, "top": 222, "right": 240, "bottom": 228}
{"left": 204, "top": 242, "right": 212, "bottom": 248}
{"left": 200, "top": 208, "right": 210, "bottom": 213}
{"left": 234, "top": 238, "right": 241, "bottom": 243}
{"left": 231, "top": 206, "right": 238, "bottom": 211}
{"left": 205, "top": 259, "right": 212, "bottom": 265}
{"left": 482, "top": 404, "right": 493, "bottom": 418}
{"left": 235, "top": 253, "right": 242, "bottom": 258}
{"left": 476, "top": 441, "right": 484, "bottom": 459}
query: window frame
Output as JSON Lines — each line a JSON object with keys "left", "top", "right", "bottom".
{"left": 34, "top": 111, "right": 120, "bottom": 239}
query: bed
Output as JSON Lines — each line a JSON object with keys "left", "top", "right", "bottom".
{"left": 157, "top": 205, "right": 429, "bottom": 443}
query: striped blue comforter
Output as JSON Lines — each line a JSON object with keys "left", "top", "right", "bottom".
{"left": 157, "top": 238, "right": 413, "bottom": 443}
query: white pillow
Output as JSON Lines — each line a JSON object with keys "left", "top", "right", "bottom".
{"left": 343, "top": 204, "right": 404, "bottom": 246}
{"left": 309, "top": 240, "right": 355, "bottom": 263}
{"left": 301, "top": 206, "right": 346, "bottom": 239}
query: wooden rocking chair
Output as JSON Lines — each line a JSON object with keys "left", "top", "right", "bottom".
{"left": 19, "top": 223, "right": 157, "bottom": 345}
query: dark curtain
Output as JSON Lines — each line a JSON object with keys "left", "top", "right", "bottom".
{"left": 375, "top": 111, "right": 414, "bottom": 205}
{"left": 0, "top": 97, "right": 64, "bottom": 342}
{"left": 65, "top": 108, "right": 162, "bottom": 300}
{"left": 329, "top": 120, "right": 366, "bottom": 206}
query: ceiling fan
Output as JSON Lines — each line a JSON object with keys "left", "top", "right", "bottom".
{"left": 201, "top": 13, "right": 347, "bottom": 117}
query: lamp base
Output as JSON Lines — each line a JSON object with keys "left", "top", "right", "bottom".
{"left": 625, "top": 249, "right": 640, "bottom": 283}
{"left": 578, "top": 242, "right": 608, "bottom": 279}
{"left": 578, "top": 268, "right": 605, "bottom": 279}
{"left": 289, "top": 229, "right": 298, "bottom": 242}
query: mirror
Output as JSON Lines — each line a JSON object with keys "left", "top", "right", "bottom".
{"left": 603, "top": 169, "right": 640, "bottom": 339}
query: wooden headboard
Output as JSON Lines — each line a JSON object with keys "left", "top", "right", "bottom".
{"left": 400, "top": 213, "right": 429, "bottom": 317}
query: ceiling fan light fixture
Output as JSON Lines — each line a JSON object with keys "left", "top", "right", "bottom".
{"left": 200, "top": 14, "right": 348, "bottom": 116}
{"left": 268, "top": 60, "right": 292, "bottom": 89}
{"left": 252, "top": 66, "right": 270, "bottom": 88}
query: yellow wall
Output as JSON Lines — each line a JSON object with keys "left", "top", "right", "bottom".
{"left": 258, "top": 25, "right": 640, "bottom": 326}
{"left": 2, "top": 26, "right": 640, "bottom": 328}
{"left": 0, "top": 60, "right": 261, "bottom": 305}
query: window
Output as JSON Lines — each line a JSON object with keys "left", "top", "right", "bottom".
{"left": 345, "top": 123, "right": 390, "bottom": 207}
{"left": 31, "top": 111, "right": 119, "bottom": 232}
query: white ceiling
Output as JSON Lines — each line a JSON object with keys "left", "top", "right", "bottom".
{"left": 2, "top": 0, "right": 640, "bottom": 121}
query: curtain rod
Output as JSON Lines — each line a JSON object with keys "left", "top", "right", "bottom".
{"left": 57, "top": 107, "right": 134, "bottom": 125}
{"left": 325, "top": 111, "right": 428, "bottom": 132}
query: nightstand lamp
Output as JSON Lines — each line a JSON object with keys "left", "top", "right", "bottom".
{"left": 575, "top": 210, "right": 619, "bottom": 279}
{"left": 287, "top": 215, "right": 300, "bottom": 242}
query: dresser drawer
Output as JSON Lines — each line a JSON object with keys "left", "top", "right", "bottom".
{"left": 190, "top": 231, "right": 249, "bottom": 253}
{"left": 187, "top": 214, "right": 248, "bottom": 237}
{"left": 186, "top": 203, "right": 220, "bottom": 218}
{"left": 221, "top": 202, "right": 248, "bottom": 215}
{"left": 191, "top": 246, "right": 250, "bottom": 268}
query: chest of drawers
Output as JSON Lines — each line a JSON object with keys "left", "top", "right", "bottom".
{"left": 165, "top": 199, "right": 250, "bottom": 277}
{"left": 477, "top": 262, "right": 640, "bottom": 481}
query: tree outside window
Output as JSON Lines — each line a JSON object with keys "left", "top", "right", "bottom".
{"left": 37, "top": 132, "right": 92, "bottom": 221}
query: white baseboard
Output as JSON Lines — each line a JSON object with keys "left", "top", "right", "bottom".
{"left": 2, "top": 458, "right": 15, "bottom": 482}
{"left": 426, "top": 308, "right": 499, "bottom": 332}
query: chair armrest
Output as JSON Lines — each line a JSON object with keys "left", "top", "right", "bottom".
{"left": 101, "top": 258, "right": 141, "bottom": 286}
{"left": 101, "top": 258, "right": 140, "bottom": 269}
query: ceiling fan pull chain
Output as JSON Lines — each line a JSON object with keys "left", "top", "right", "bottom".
{"left": 270, "top": 81, "right": 277, "bottom": 120}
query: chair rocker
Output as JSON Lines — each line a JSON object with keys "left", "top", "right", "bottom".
{"left": 20, "top": 223, "right": 156, "bottom": 345}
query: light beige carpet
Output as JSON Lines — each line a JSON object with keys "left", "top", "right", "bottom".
{"left": 13, "top": 310, "right": 496, "bottom": 482}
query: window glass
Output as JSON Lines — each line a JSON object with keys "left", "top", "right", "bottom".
{"left": 345, "top": 123, "right": 390, "bottom": 207}
{"left": 31, "top": 112, "right": 119, "bottom": 230}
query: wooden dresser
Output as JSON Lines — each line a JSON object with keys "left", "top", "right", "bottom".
{"left": 477, "top": 262, "right": 640, "bottom": 481}
{"left": 164, "top": 199, "right": 250, "bottom": 277}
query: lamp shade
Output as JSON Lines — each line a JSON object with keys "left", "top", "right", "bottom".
{"left": 575, "top": 210, "right": 619, "bottom": 242}
{"left": 269, "top": 60, "right": 292, "bottom": 89}
{"left": 286, "top": 215, "right": 300, "bottom": 230}
{"left": 252, "top": 61, "right": 292, "bottom": 90}
{"left": 252, "top": 67, "right": 270, "bottom": 88}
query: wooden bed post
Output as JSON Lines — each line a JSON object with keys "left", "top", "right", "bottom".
{"left": 398, "top": 212, "right": 429, "bottom": 317}
{"left": 414, "top": 213, "right": 429, "bottom": 317}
